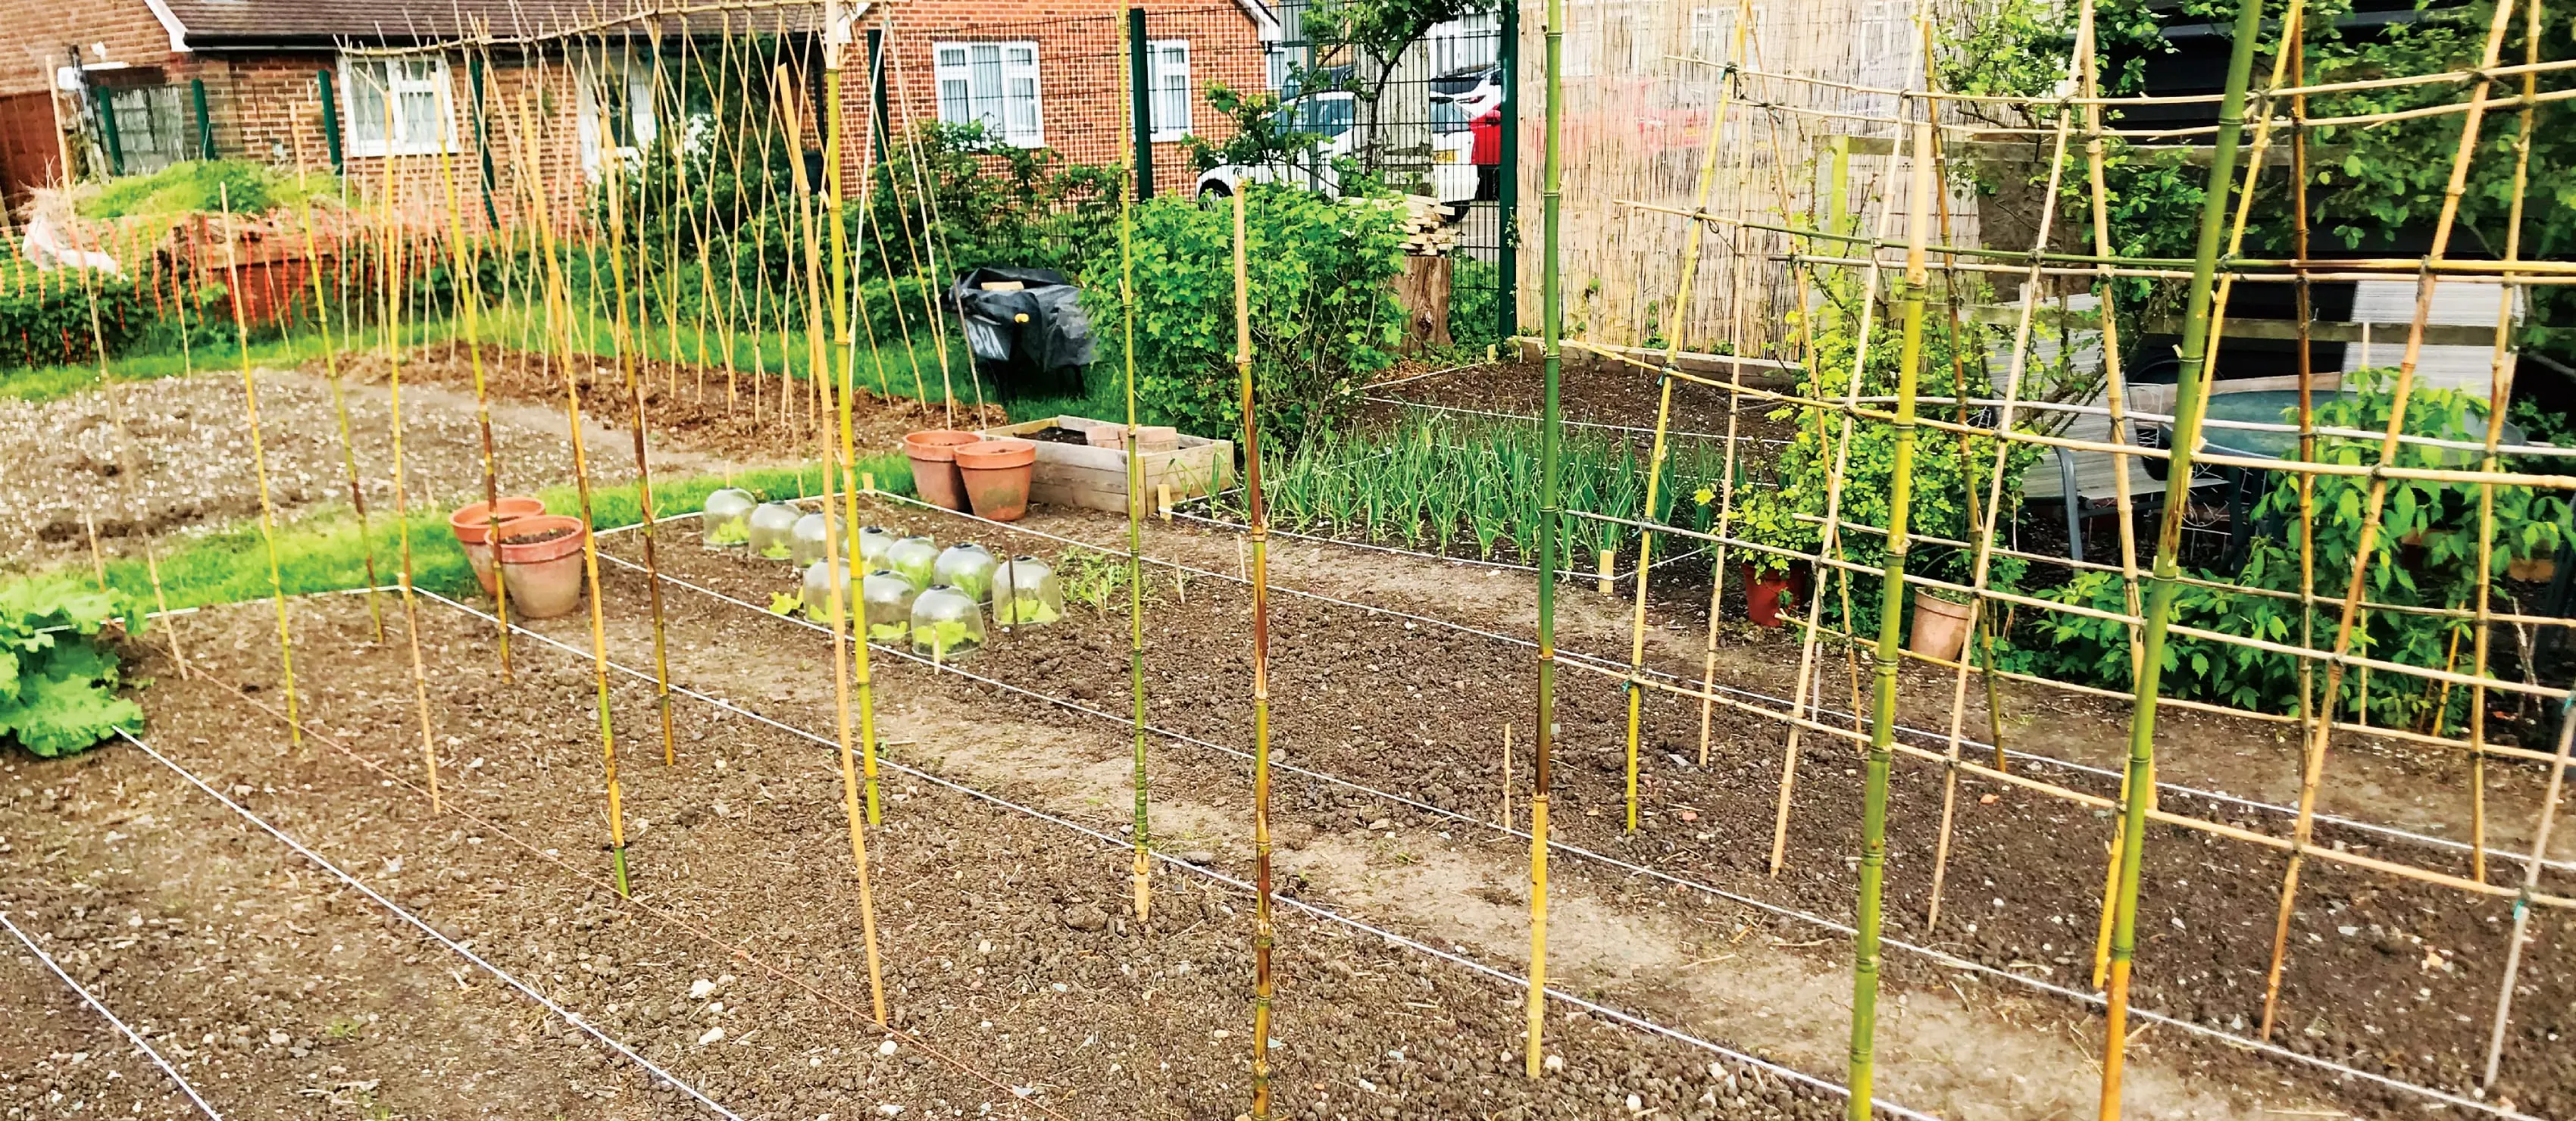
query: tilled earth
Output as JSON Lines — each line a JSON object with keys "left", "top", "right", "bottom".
{"left": 1, "top": 597, "right": 1841, "bottom": 1120}
{"left": 1360, "top": 358, "right": 1798, "bottom": 448}
{"left": 606, "top": 495, "right": 2574, "bottom": 1119}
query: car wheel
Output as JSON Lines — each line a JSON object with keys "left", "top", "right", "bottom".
{"left": 1198, "top": 183, "right": 1232, "bottom": 202}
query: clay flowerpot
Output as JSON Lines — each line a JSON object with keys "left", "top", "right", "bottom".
{"left": 1908, "top": 592, "right": 1974, "bottom": 661}
{"left": 1737, "top": 563, "right": 1808, "bottom": 628}
{"left": 449, "top": 496, "right": 546, "bottom": 596}
{"left": 2508, "top": 554, "right": 2558, "bottom": 582}
{"left": 904, "top": 429, "right": 982, "bottom": 512}
{"left": 496, "top": 514, "right": 589, "bottom": 620}
{"left": 955, "top": 438, "right": 1038, "bottom": 522}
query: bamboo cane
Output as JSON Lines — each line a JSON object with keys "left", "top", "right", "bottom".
{"left": 821, "top": 15, "right": 888, "bottom": 829}
{"left": 426, "top": 107, "right": 514, "bottom": 682}
{"left": 1618, "top": 0, "right": 1749, "bottom": 835}
{"left": 597, "top": 95, "right": 683, "bottom": 769}
{"left": 2463, "top": 0, "right": 2546, "bottom": 891}
{"left": 1527, "top": 0, "right": 1565, "bottom": 1076}
{"left": 60, "top": 205, "right": 186, "bottom": 678}
{"left": 1232, "top": 184, "right": 1281, "bottom": 1121}
{"left": 2100, "top": 0, "right": 2271, "bottom": 1110}
{"left": 366, "top": 158, "right": 442, "bottom": 813}
{"left": 1846, "top": 73, "right": 1935, "bottom": 1119}
{"left": 1116, "top": 40, "right": 1154, "bottom": 926}
{"left": 511, "top": 98, "right": 633, "bottom": 898}
{"left": 214, "top": 184, "right": 302, "bottom": 752}
{"left": 1923, "top": 20, "right": 2082, "bottom": 932}
{"left": 2252, "top": 0, "right": 2518, "bottom": 1044}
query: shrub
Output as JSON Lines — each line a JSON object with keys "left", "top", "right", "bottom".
{"left": 1083, "top": 186, "right": 1408, "bottom": 447}
{"left": 0, "top": 579, "right": 144, "bottom": 757}
{"left": 79, "top": 160, "right": 336, "bottom": 222}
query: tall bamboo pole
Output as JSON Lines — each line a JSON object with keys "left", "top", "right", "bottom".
{"left": 1235, "top": 186, "right": 1278, "bottom": 1121}
{"left": 1120, "top": 40, "right": 1153, "bottom": 925}
{"left": 2099, "top": 0, "right": 2268, "bottom": 1112}
{"left": 1526, "top": 0, "right": 1563, "bottom": 1076}
{"left": 597, "top": 97, "right": 682, "bottom": 768}
{"left": 2463, "top": 0, "right": 2545, "bottom": 891}
{"left": 1845, "top": 73, "right": 1934, "bottom": 1119}
{"left": 61, "top": 199, "right": 185, "bottom": 677}
{"left": 367, "top": 157, "right": 442, "bottom": 812}
{"left": 429, "top": 108, "right": 514, "bottom": 681}
{"left": 1618, "top": 0, "right": 1749, "bottom": 835}
{"left": 216, "top": 184, "right": 302, "bottom": 752}
{"left": 513, "top": 98, "right": 633, "bottom": 898}
{"left": 821, "top": 16, "right": 889, "bottom": 827}
{"left": 2251, "top": 0, "right": 2517, "bottom": 1044}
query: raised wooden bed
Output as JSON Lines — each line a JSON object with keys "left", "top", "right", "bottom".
{"left": 978, "top": 416, "right": 1233, "bottom": 514}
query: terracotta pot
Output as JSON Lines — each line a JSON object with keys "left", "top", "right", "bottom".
{"left": 1737, "top": 562, "right": 1811, "bottom": 628}
{"left": 1908, "top": 592, "right": 1974, "bottom": 661}
{"left": 496, "top": 514, "right": 589, "bottom": 620}
{"left": 903, "top": 429, "right": 982, "bottom": 511}
{"left": 449, "top": 496, "right": 546, "bottom": 595}
{"left": 2507, "top": 554, "right": 2558, "bottom": 582}
{"left": 955, "top": 439, "right": 1039, "bottom": 522}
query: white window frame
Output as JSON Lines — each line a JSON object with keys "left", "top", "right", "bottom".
{"left": 577, "top": 51, "right": 661, "bottom": 178}
{"left": 933, "top": 40, "right": 1043, "bottom": 148}
{"left": 338, "top": 54, "right": 455, "bottom": 158}
{"left": 1149, "top": 39, "right": 1191, "bottom": 141}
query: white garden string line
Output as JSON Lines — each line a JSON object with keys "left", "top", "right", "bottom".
{"left": 464, "top": 573, "right": 2540, "bottom": 1121}
{"left": 714, "top": 488, "right": 2571, "bottom": 876}
{"left": 0, "top": 910, "right": 223, "bottom": 1119}
{"left": 1358, "top": 361, "right": 1484, "bottom": 391}
{"left": 108, "top": 729, "right": 748, "bottom": 1121}
{"left": 410, "top": 590, "right": 1937, "bottom": 1121}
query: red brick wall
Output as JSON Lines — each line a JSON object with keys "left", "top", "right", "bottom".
{"left": 0, "top": 0, "right": 177, "bottom": 97}
{"left": 846, "top": 1, "right": 1271, "bottom": 198}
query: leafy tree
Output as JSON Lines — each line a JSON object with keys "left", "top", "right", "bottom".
{"left": 1183, "top": 83, "right": 1327, "bottom": 173}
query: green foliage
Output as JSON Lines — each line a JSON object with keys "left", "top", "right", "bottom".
{"left": 2004, "top": 368, "right": 2571, "bottom": 723}
{"left": 0, "top": 252, "right": 230, "bottom": 372}
{"left": 0, "top": 579, "right": 143, "bottom": 758}
{"left": 1734, "top": 267, "right": 2041, "bottom": 592}
{"left": 1183, "top": 84, "right": 1327, "bottom": 173}
{"left": 1086, "top": 186, "right": 1408, "bottom": 448}
{"left": 1227, "top": 413, "right": 1729, "bottom": 564}
{"left": 79, "top": 160, "right": 336, "bottom": 221}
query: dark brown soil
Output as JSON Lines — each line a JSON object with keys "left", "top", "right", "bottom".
{"left": 1363, "top": 359, "right": 1799, "bottom": 449}
{"left": 331, "top": 342, "right": 1006, "bottom": 465}
{"left": 611, "top": 497, "right": 2576, "bottom": 1119}
{"left": 502, "top": 525, "right": 575, "bottom": 545}
{"left": 4, "top": 595, "right": 1843, "bottom": 1120}
{"left": 1026, "top": 426, "right": 1092, "bottom": 446}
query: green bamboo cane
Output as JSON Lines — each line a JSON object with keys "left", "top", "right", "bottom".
{"left": 1621, "top": 0, "right": 1750, "bottom": 835}
{"left": 598, "top": 97, "right": 682, "bottom": 770}
{"left": 823, "top": 17, "right": 888, "bottom": 828}
{"left": 1845, "top": 81, "right": 1934, "bottom": 1119}
{"left": 1121, "top": 37, "right": 1153, "bottom": 926}
{"left": 216, "top": 183, "right": 302, "bottom": 753}
{"left": 430, "top": 106, "right": 512, "bottom": 682}
{"left": 1526, "top": 0, "right": 1564, "bottom": 1077}
{"left": 2099, "top": 0, "right": 2267, "bottom": 1113}
{"left": 1236, "top": 186, "right": 1279, "bottom": 1121}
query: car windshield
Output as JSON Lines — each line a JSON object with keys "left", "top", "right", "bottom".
{"left": 1430, "top": 98, "right": 1469, "bottom": 134}
{"left": 1293, "top": 97, "right": 1353, "bottom": 139}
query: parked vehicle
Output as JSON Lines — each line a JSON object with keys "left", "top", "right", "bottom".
{"left": 1196, "top": 91, "right": 1355, "bottom": 200}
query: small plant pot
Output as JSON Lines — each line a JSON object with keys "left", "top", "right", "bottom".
{"left": 1738, "top": 563, "right": 1807, "bottom": 628}
{"left": 449, "top": 496, "right": 546, "bottom": 596}
{"left": 496, "top": 514, "right": 589, "bottom": 620}
{"left": 1908, "top": 592, "right": 1974, "bottom": 661}
{"left": 955, "top": 439, "right": 1038, "bottom": 522}
{"left": 904, "top": 430, "right": 983, "bottom": 512}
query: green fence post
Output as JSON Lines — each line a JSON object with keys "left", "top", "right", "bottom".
{"left": 867, "top": 29, "right": 890, "bottom": 170}
{"left": 470, "top": 57, "right": 499, "bottom": 228}
{"left": 1127, "top": 7, "right": 1155, "bottom": 200}
{"left": 190, "top": 78, "right": 214, "bottom": 159}
{"left": 317, "top": 69, "right": 342, "bottom": 175}
{"left": 1496, "top": 0, "right": 1520, "bottom": 345}
{"left": 92, "top": 86, "right": 125, "bottom": 176}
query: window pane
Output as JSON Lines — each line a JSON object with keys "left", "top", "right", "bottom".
{"left": 939, "top": 77, "right": 969, "bottom": 124}
{"left": 349, "top": 67, "right": 389, "bottom": 145}
{"left": 400, "top": 89, "right": 439, "bottom": 147}
{"left": 971, "top": 46, "right": 1004, "bottom": 134}
{"left": 937, "top": 47, "right": 964, "bottom": 67}
{"left": 1005, "top": 45, "right": 1033, "bottom": 67}
{"left": 1005, "top": 77, "right": 1036, "bottom": 137}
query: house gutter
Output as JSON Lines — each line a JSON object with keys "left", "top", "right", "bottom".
{"left": 142, "top": 0, "right": 190, "bottom": 53}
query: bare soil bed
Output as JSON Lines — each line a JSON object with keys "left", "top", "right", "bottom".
{"left": 331, "top": 342, "right": 1005, "bottom": 469}
{"left": 2, "top": 595, "right": 1842, "bottom": 1120}
{"left": 609, "top": 495, "right": 2574, "bottom": 1119}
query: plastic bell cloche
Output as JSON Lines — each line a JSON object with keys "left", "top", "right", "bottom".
{"left": 933, "top": 542, "right": 999, "bottom": 603}
{"left": 789, "top": 511, "right": 841, "bottom": 568}
{"left": 861, "top": 570, "right": 918, "bottom": 643}
{"left": 700, "top": 488, "right": 757, "bottom": 549}
{"left": 886, "top": 535, "right": 940, "bottom": 589}
{"left": 992, "top": 555, "right": 1063, "bottom": 626}
{"left": 801, "top": 560, "right": 862, "bottom": 621}
{"left": 747, "top": 502, "right": 802, "bottom": 560}
{"left": 857, "top": 524, "right": 902, "bottom": 570}
{"left": 910, "top": 584, "right": 986, "bottom": 660}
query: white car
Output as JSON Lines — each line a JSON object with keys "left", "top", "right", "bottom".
{"left": 1196, "top": 91, "right": 1356, "bottom": 200}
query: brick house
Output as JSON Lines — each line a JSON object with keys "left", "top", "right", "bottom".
{"left": 2, "top": 0, "right": 1281, "bottom": 217}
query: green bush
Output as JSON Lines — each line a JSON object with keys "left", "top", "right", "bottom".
{"left": 0, "top": 253, "right": 229, "bottom": 372}
{"left": 0, "top": 579, "right": 143, "bottom": 757}
{"left": 79, "top": 159, "right": 336, "bottom": 222}
{"left": 1083, "top": 186, "right": 1408, "bottom": 448}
